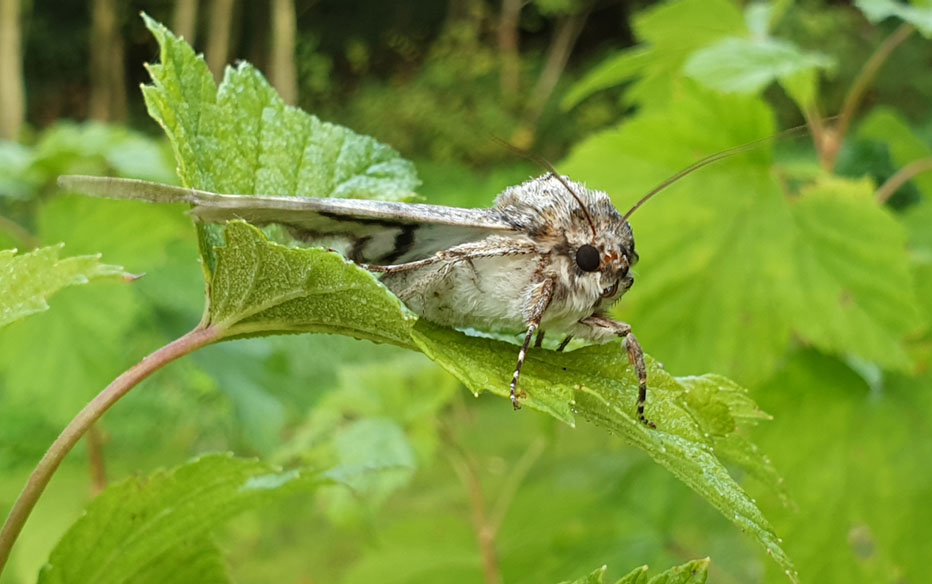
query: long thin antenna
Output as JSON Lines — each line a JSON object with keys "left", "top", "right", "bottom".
{"left": 490, "top": 135, "right": 597, "bottom": 237}
{"left": 623, "top": 122, "right": 817, "bottom": 220}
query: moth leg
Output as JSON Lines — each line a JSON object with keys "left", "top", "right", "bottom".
{"left": 534, "top": 330, "right": 545, "bottom": 348}
{"left": 576, "top": 315, "right": 655, "bottom": 428}
{"left": 556, "top": 335, "right": 573, "bottom": 352}
{"left": 511, "top": 279, "right": 554, "bottom": 410}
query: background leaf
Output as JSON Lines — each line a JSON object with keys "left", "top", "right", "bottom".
{"left": 562, "top": 0, "right": 746, "bottom": 109}
{"left": 412, "top": 321, "right": 797, "bottom": 580}
{"left": 561, "top": 85, "right": 923, "bottom": 385}
{"left": 0, "top": 244, "right": 128, "bottom": 328}
{"left": 856, "top": 0, "right": 932, "bottom": 37}
{"left": 684, "top": 37, "right": 834, "bottom": 95}
{"left": 38, "top": 454, "right": 317, "bottom": 584}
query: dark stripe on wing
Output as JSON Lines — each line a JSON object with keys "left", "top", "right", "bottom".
{"left": 381, "top": 224, "right": 418, "bottom": 264}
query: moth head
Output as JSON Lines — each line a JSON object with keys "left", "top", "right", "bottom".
{"left": 570, "top": 216, "right": 638, "bottom": 304}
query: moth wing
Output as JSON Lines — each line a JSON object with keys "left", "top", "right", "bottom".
{"left": 57, "top": 175, "right": 517, "bottom": 264}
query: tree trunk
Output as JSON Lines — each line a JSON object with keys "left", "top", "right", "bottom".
{"left": 269, "top": 0, "right": 297, "bottom": 105}
{"left": 206, "top": 0, "right": 235, "bottom": 82}
{"left": 89, "top": 0, "right": 126, "bottom": 121}
{"left": 0, "top": 0, "right": 25, "bottom": 139}
{"left": 498, "top": 0, "right": 522, "bottom": 97}
{"left": 172, "top": 0, "right": 199, "bottom": 44}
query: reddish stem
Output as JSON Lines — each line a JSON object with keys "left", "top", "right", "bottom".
{"left": 0, "top": 326, "right": 222, "bottom": 574}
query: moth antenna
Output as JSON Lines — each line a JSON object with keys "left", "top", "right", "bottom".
{"left": 490, "top": 135, "right": 597, "bottom": 237}
{"left": 622, "top": 121, "right": 827, "bottom": 220}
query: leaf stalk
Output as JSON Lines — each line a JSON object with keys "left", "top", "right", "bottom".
{"left": 823, "top": 22, "right": 915, "bottom": 171}
{"left": 0, "top": 325, "right": 222, "bottom": 575}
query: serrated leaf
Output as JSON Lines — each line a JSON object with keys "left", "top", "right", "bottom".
{"left": 561, "top": 86, "right": 922, "bottom": 384}
{"left": 562, "top": 0, "right": 745, "bottom": 109}
{"left": 0, "top": 244, "right": 129, "bottom": 328}
{"left": 124, "top": 17, "right": 800, "bottom": 580}
{"left": 684, "top": 37, "right": 834, "bottom": 96}
{"left": 141, "top": 14, "right": 418, "bottom": 201}
{"left": 559, "top": 564, "right": 607, "bottom": 584}
{"left": 412, "top": 320, "right": 797, "bottom": 581}
{"left": 616, "top": 565, "right": 649, "bottom": 584}
{"left": 643, "top": 558, "right": 709, "bottom": 584}
{"left": 856, "top": 0, "right": 932, "bottom": 37}
{"left": 206, "top": 221, "right": 416, "bottom": 346}
{"left": 39, "top": 454, "right": 317, "bottom": 584}
{"left": 786, "top": 176, "right": 922, "bottom": 370}
{"left": 562, "top": 559, "right": 710, "bottom": 584}
{"left": 563, "top": 89, "right": 790, "bottom": 384}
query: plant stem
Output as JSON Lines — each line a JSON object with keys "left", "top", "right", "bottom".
{"left": 86, "top": 424, "right": 108, "bottom": 495}
{"left": 875, "top": 157, "right": 932, "bottom": 204}
{"left": 0, "top": 325, "right": 221, "bottom": 575}
{"left": 488, "top": 437, "right": 545, "bottom": 535}
{"left": 446, "top": 446, "right": 501, "bottom": 584}
{"left": 825, "top": 22, "right": 915, "bottom": 171}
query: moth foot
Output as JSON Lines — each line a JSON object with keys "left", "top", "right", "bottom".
{"left": 510, "top": 388, "right": 527, "bottom": 410}
{"left": 638, "top": 413, "right": 656, "bottom": 429}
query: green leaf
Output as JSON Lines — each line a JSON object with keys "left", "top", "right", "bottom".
{"left": 103, "top": 17, "right": 800, "bottom": 580}
{"left": 684, "top": 37, "right": 834, "bottom": 97}
{"left": 127, "top": 538, "right": 230, "bottom": 584}
{"left": 0, "top": 281, "right": 141, "bottom": 422}
{"left": 561, "top": 86, "right": 922, "bottom": 384}
{"left": 754, "top": 351, "right": 932, "bottom": 582}
{"left": 319, "top": 418, "right": 418, "bottom": 525}
{"left": 641, "top": 558, "right": 709, "bottom": 584}
{"left": 559, "top": 564, "right": 608, "bottom": 584}
{"left": 0, "top": 244, "right": 129, "bottom": 328}
{"left": 561, "top": 559, "right": 710, "bottom": 584}
{"left": 904, "top": 201, "right": 932, "bottom": 341}
{"left": 412, "top": 320, "right": 797, "bottom": 581}
{"left": 141, "top": 13, "right": 418, "bottom": 201}
{"left": 785, "top": 176, "right": 923, "bottom": 370}
{"left": 29, "top": 121, "right": 177, "bottom": 185}
{"left": 856, "top": 0, "right": 932, "bottom": 37}
{"left": 562, "top": 89, "right": 789, "bottom": 384}
{"left": 39, "top": 454, "right": 316, "bottom": 584}
{"left": 562, "top": 0, "right": 745, "bottom": 109}
{"left": 206, "top": 221, "right": 416, "bottom": 346}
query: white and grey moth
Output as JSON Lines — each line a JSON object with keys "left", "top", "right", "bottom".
{"left": 60, "top": 172, "right": 669, "bottom": 427}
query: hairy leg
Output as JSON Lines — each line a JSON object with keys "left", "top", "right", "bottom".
{"left": 510, "top": 278, "right": 554, "bottom": 409}
{"left": 574, "top": 315, "right": 655, "bottom": 428}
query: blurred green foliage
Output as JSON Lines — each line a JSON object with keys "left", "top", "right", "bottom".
{"left": 2, "top": 1, "right": 932, "bottom": 583}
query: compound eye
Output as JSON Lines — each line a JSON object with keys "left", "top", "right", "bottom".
{"left": 575, "top": 244, "right": 601, "bottom": 272}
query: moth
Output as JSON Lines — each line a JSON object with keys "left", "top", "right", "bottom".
{"left": 59, "top": 143, "right": 763, "bottom": 429}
